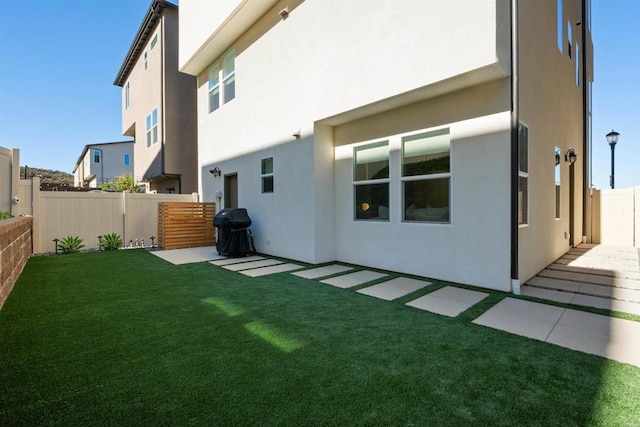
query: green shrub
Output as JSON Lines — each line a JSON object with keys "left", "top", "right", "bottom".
{"left": 100, "top": 233, "right": 123, "bottom": 251}
{"left": 57, "top": 236, "right": 85, "bottom": 254}
{"left": 0, "top": 211, "right": 13, "bottom": 220}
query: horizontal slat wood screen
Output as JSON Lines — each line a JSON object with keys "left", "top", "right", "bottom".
{"left": 158, "top": 202, "right": 216, "bottom": 249}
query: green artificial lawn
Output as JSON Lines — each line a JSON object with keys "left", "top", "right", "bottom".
{"left": 1, "top": 250, "right": 639, "bottom": 426}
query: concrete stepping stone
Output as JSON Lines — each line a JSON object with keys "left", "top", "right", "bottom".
{"left": 472, "top": 297, "right": 565, "bottom": 341}
{"left": 520, "top": 285, "right": 575, "bottom": 304}
{"left": 474, "top": 297, "right": 640, "bottom": 366}
{"left": 406, "top": 286, "right": 489, "bottom": 317}
{"left": 292, "top": 264, "right": 354, "bottom": 279}
{"left": 546, "top": 309, "right": 640, "bottom": 366}
{"left": 526, "top": 276, "right": 582, "bottom": 292}
{"left": 210, "top": 255, "right": 265, "bottom": 266}
{"left": 320, "top": 270, "right": 387, "bottom": 289}
{"left": 578, "top": 283, "right": 640, "bottom": 302}
{"left": 538, "top": 269, "right": 588, "bottom": 282}
{"left": 357, "top": 277, "right": 432, "bottom": 301}
{"left": 241, "top": 263, "right": 304, "bottom": 277}
{"left": 223, "top": 259, "right": 283, "bottom": 271}
{"left": 570, "top": 293, "right": 640, "bottom": 316}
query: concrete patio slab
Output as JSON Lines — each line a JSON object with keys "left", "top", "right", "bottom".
{"left": 151, "top": 246, "right": 224, "bottom": 265}
{"left": 473, "top": 298, "right": 565, "bottom": 341}
{"left": 292, "top": 264, "right": 354, "bottom": 279}
{"left": 320, "top": 270, "right": 387, "bottom": 289}
{"left": 223, "top": 259, "right": 283, "bottom": 271}
{"left": 210, "top": 256, "right": 265, "bottom": 266}
{"left": 406, "top": 286, "right": 489, "bottom": 317}
{"left": 240, "top": 263, "right": 304, "bottom": 277}
{"left": 357, "top": 277, "right": 432, "bottom": 301}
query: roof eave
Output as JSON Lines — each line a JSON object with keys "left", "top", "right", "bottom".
{"left": 113, "top": 0, "right": 177, "bottom": 87}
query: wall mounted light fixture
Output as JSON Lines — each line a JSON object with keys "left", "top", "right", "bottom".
{"left": 210, "top": 167, "right": 221, "bottom": 177}
{"left": 565, "top": 148, "right": 577, "bottom": 164}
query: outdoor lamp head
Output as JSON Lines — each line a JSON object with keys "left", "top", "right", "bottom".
{"left": 606, "top": 130, "right": 620, "bottom": 147}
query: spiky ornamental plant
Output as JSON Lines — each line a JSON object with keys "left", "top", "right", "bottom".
{"left": 100, "top": 233, "right": 123, "bottom": 251}
{"left": 57, "top": 236, "right": 85, "bottom": 254}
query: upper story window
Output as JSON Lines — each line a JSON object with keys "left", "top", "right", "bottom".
{"left": 150, "top": 34, "right": 158, "bottom": 50}
{"left": 354, "top": 141, "right": 389, "bottom": 221}
{"left": 125, "top": 82, "right": 130, "bottom": 109}
{"left": 402, "top": 129, "right": 451, "bottom": 223}
{"left": 261, "top": 157, "right": 274, "bottom": 193}
{"left": 146, "top": 107, "right": 158, "bottom": 147}
{"left": 567, "top": 21, "right": 573, "bottom": 59}
{"left": 124, "top": 153, "right": 130, "bottom": 166}
{"left": 144, "top": 51, "right": 148, "bottom": 70}
{"left": 93, "top": 150, "right": 101, "bottom": 163}
{"left": 208, "top": 47, "right": 235, "bottom": 113}
{"left": 555, "top": 147, "right": 561, "bottom": 219}
{"left": 576, "top": 43, "right": 580, "bottom": 86}
{"left": 557, "top": 0, "right": 563, "bottom": 53}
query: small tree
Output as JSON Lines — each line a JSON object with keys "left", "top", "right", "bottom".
{"left": 100, "top": 173, "right": 144, "bottom": 193}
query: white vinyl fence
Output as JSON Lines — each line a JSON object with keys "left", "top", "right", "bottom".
{"left": 20, "top": 178, "right": 198, "bottom": 253}
{"left": 591, "top": 186, "right": 639, "bottom": 247}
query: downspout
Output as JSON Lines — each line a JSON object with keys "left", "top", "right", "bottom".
{"left": 581, "top": 0, "right": 589, "bottom": 243}
{"left": 510, "top": 0, "right": 520, "bottom": 294}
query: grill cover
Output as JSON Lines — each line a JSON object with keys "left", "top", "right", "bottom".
{"left": 213, "top": 208, "right": 255, "bottom": 256}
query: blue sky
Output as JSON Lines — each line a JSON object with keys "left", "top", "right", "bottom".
{"left": 0, "top": 0, "right": 638, "bottom": 188}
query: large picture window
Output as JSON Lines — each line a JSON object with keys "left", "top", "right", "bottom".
{"left": 208, "top": 47, "right": 235, "bottom": 112}
{"left": 354, "top": 141, "right": 389, "bottom": 221}
{"left": 402, "top": 129, "right": 450, "bottom": 223}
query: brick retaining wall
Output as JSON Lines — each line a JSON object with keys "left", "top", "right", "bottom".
{"left": 0, "top": 217, "right": 33, "bottom": 310}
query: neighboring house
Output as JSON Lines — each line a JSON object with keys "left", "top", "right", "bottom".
{"left": 178, "top": 0, "right": 593, "bottom": 292}
{"left": 73, "top": 141, "right": 134, "bottom": 188}
{"left": 114, "top": 0, "right": 198, "bottom": 194}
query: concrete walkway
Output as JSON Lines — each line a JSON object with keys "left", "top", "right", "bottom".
{"left": 151, "top": 245, "right": 640, "bottom": 367}
{"left": 522, "top": 244, "right": 640, "bottom": 315}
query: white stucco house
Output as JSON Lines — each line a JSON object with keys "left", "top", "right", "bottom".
{"left": 178, "top": 0, "right": 593, "bottom": 292}
{"left": 73, "top": 141, "right": 134, "bottom": 188}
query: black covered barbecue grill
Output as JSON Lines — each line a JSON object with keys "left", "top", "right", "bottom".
{"left": 213, "top": 208, "right": 256, "bottom": 257}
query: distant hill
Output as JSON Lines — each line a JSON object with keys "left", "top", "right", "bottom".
{"left": 20, "top": 166, "right": 74, "bottom": 184}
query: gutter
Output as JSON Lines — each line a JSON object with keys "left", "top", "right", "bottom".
{"left": 510, "top": 0, "right": 520, "bottom": 294}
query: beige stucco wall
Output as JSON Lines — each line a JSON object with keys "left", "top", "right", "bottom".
{"left": 162, "top": 8, "right": 198, "bottom": 194}
{"left": 517, "top": 0, "right": 591, "bottom": 283}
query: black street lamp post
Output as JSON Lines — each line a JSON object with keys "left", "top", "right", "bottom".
{"left": 606, "top": 130, "right": 620, "bottom": 189}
